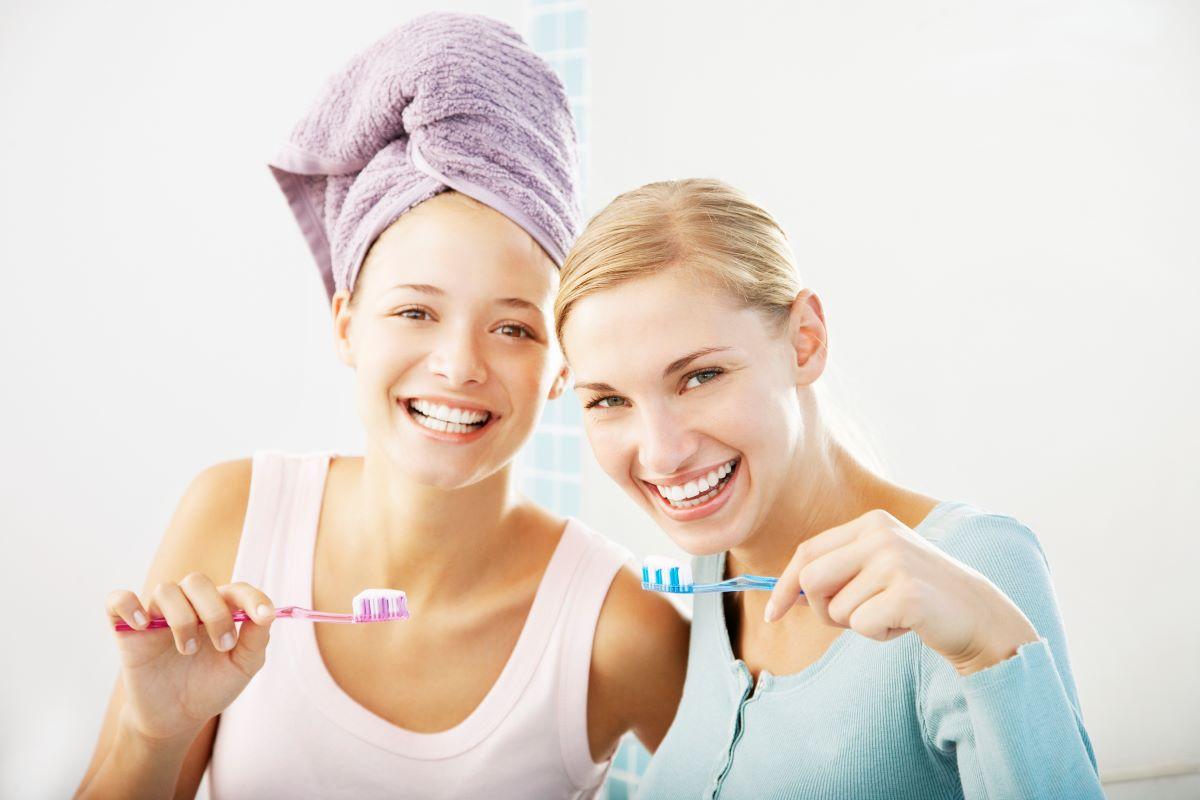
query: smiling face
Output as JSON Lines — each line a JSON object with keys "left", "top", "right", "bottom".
{"left": 561, "top": 266, "right": 827, "bottom": 555}
{"left": 333, "top": 192, "right": 567, "bottom": 489}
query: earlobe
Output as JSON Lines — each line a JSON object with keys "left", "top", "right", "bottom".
{"left": 331, "top": 290, "right": 355, "bottom": 367}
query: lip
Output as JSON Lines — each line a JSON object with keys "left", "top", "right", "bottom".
{"left": 639, "top": 457, "right": 736, "bottom": 488}
{"left": 642, "top": 457, "right": 741, "bottom": 522}
{"left": 399, "top": 396, "right": 499, "bottom": 444}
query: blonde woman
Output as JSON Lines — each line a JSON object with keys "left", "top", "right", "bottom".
{"left": 554, "top": 179, "right": 1101, "bottom": 798}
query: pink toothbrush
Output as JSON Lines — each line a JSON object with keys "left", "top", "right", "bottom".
{"left": 113, "top": 589, "right": 410, "bottom": 631}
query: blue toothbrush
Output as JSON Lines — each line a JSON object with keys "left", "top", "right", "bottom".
{"left": 641, "top": 555, "right": 790, "bottom": 595}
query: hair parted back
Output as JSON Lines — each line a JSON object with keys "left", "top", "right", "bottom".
{"left": 554, "top": 178, "right": 802, "bottom": 342}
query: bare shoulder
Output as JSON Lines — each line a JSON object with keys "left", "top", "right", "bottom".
{"left": 588, "top": 564, "right": 689, "bottom": 754}
{"left": 141, "top": 458, "right": 254, "bottom": 594}
{"left": 595, "top": 565, "right": 689, "bottom": 657}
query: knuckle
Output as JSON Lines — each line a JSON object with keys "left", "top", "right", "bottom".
{"left": 865, "top": 508, "right": 890, "bottom": 525}
{"left": 106, "top": 589, "right": 133, "bottom": 607}
{"left": 180, "top": 571, "right": 210, "bottom": 589}
{"left": 827, "top": 597, "right": 849, "bottom": 626}
{"left": 797, "top": 563, "right": 821, "bottom": 592}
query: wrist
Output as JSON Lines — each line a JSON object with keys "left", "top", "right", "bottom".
{"left": 952, "top": 620, "right": 1040, "bottom": 677}
{"left": 116, "top": 709, "right": 203, "bottom": 758}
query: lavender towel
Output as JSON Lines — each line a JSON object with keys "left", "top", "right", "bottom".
{"left": 269, "top": 12, "right": 581, "bottom": 299}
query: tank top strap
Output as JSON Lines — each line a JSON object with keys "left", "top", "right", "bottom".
{"left": 556, "top": 518, "right": 634, "bottom": 788}
{"left": 230, "top": 450, "right": 332, "bottom": 598}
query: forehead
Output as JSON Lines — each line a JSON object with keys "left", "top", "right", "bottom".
{"left": 563, "top": 268, "right": 762, "bottom": 382}
{"left": 362, "top": 196, "right": 558, "bottom": 303}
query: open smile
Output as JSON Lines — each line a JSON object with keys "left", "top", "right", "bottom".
{"left": 401, "top": 397, "right": 498, "bottom": 442}
{"left": 641, "top": 457, "right": 741, "bottom": 520}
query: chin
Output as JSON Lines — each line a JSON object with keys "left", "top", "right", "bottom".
{"left": 662, "top": 521, "right": 747, "bottom": 557}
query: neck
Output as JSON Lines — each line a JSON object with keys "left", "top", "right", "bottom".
{"left": 725, "top": 389, "right": 930, "bottom": 579}
{"left": 328, "top": 443, "right": 526, "bottom": 601}
{"left": 723, "top": 400, "right": 938, "bottom": 640}
{"left": 726, "top": 437, "right": 885, "bottom": 580}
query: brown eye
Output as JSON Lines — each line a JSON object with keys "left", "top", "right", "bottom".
{"left": 496, "top": 323, "right": 533, "bottom": 339}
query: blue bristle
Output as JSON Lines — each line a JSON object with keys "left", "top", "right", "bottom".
{"left": 642, "top": 566, "right": 650, "bottom": 583}
{"left": 669, "top": 566, "right": 680, "bottom": 587}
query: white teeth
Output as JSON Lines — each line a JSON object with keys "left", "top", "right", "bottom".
{"left": 653, "top": 458, "right": 739, "bottom": 509}
{"left": 410, "top": 399, "right": 490, "bottom": 426}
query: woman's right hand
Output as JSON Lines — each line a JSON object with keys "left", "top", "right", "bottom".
{"left": 106, "top": 575, "right": 275, "bottom": 743}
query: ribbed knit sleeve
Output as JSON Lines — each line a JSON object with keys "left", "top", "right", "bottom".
{"left": 919, "top": 516, "right": 1103, "bottom": 798}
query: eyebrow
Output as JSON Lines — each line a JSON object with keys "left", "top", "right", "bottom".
{"left": 573, "top": 347, "right": 733, "bottom": 393}
{"left": 386, "top": 283, "right": 542, "bottom": 313}
{"left": 662, "top": 347, "right": 731, "bottom": 379}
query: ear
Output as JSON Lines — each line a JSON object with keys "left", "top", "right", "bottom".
{"left": 787, "top": 289, "right": 828, "bottom": 385}
{"left": 331, "top": 289, "right": 356, "bottom": 367}
{"left": 547, "top": 360, "right": 571, "bottom": 401}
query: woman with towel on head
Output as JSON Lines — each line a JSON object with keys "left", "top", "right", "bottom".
{"left": 76, "top": 14, "right": 686, "bottom": 800}
{"left": 554, "top": 179, "right": 1104, "bottom": 798}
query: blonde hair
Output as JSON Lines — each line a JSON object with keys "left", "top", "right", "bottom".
{"left": 555, "top": 177, "right": 888, "bottom": 475}
{"left": 555, "top": 179, "right": 801, "bottom": 339}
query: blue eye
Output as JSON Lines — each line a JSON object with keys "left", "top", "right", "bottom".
{"left": 684, "top": 368, "right": 723, "bottom": 390}
{"left": 587, "top": 396, "right": 627, "bottom": 409}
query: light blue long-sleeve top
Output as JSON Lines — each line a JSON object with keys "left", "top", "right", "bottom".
{"left": 636, "top": 501, "right": 1103, "bottom": 799}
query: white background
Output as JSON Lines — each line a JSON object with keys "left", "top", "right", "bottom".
{"left": 1, "top": 2, "right": 1196, "bottom": 797}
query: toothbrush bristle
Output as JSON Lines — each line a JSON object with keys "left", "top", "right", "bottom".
{"left": 641, "top": 556, "right": 693, "bottom": 593}
{"left": 351, "top": 589, "right": 410, "bottom": 622}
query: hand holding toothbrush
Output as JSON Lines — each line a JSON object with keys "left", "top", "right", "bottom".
{"left": 107, "top": 574, "right": 409, "bottom": 743}
{"left": 106, "top": 575, "right": 282, "bottom": 743}
{"left": 764, "top": 509, "right": 1040, "bottom": 676}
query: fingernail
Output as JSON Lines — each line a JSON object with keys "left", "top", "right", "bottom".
{"left": 183, "top": 638, "right": 198, "bottom": 655}
{"left": 133, "top": 611, "right": 147, "bottom": 627}
{"left": 256, "top": 604, "right": 272, "bottom": 620}
{"left": 220, "top": 632, "right": 235, "bottom": 651}
{"left": 763, "top": 600, "right": 776, "bottom": 624}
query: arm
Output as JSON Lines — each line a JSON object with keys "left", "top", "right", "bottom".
{"left": 587, "top": 566, "right": 690, "bottom": 759}
{"left": 75, "top": 459, "right": 254, "bottom": 800}
{"left": 920, "top": 518, "right": 1102, "bottom": 799}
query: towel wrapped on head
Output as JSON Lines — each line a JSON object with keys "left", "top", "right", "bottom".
{"left": 269, "top": 12, "right": 581, "bottom": 300}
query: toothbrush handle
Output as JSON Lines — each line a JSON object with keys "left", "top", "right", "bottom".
{"left": 692, "top": 576, "right": 799, "bottom": 594}
{"left": 112, "top": 606, "right": 355, "bottom": 631}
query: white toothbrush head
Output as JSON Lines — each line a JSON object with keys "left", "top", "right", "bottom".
{"left": 641, "top": 556, "right": 694, "bottom": 593}
{"left": 351, "top": 589, "right": 410, "bottom": 622}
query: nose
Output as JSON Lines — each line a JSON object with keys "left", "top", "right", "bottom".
{"left": 637, "top": 403, "right": 701, "bottom": 479}
{"left": 427, "top": 324, "right": 488, "bottom": 387}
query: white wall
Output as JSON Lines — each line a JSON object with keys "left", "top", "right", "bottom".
{"left": 1, "top": 1, "right": 1196, "bottom": 797}
{"left": 0, "top": 2, "right": 528, "bottom": 797}
{"left": 581, "top": 0, "right": 1200, "bottom": 792}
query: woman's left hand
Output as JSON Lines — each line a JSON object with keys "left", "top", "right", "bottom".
{"left": 764, "top": 509, "right": 1040, "bottom": 675}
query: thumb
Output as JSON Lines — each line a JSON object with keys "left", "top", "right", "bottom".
{"left": 229, "top": 617, "right": 271, "bottom": 677}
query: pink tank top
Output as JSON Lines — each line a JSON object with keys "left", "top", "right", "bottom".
{"left": 207, "top": 451, "right": 628, "bottom": 799}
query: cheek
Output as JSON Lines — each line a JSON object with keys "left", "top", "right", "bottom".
{"left": 497, "top": 346, "right": 555, "bottom": 399}
{"left": 582, "top": 419, "right": 630, "bottom": 480}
